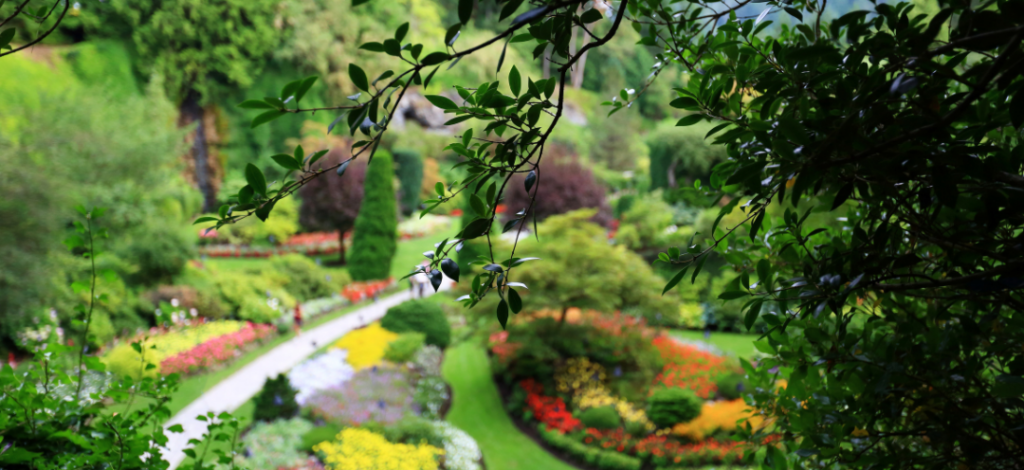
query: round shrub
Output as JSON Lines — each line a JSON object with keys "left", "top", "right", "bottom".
{"left": 646, "top": 387, "right": 703, "bottom": 428}
{"left": 716, "top": 373, "right": 749, "bottom": 400}
{"left": 384, "top": 332, "right": 426, "bottom": 363}
{"left": 381, "top": 299, "right": 451, "bottom": 348}
{"left": 579, "top": 406, "right": 621, "bottom": 430}
{"left": 624, "top": 419, "right": 648, "bottom": 437}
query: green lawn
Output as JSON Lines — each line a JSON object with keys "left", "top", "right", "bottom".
{"left": 442, "top": 343, "right": 578, "bottom": 470}
{"left": 666, "top": 329, "right": 759, "bottom": 359}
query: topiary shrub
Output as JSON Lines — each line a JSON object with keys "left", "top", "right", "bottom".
{"left": 716, "top": 373, "right": 749, "bottom": 400}
{"left": 348, "top": 149, "right": 398, "bottom": 280}
{"left": 381, "top": 299, "right": 451, "bottom": 348}
{"left": 253, "top": 373, "right": 299, "bottom": 422}
{"left": 647, "top": 387, "right": 703, "bottom": 428}
{"left": 384, "top": 332, "right": 426, "bottom": 363}
{"left": 579, "top": 405, "right": 621, "bottom": 430}
{"left": 393, "top": 148, "right": 424, "bottom": 217}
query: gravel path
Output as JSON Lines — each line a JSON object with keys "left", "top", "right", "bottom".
{"left": 163, "top": 280, "right": 449, "bottom": 468}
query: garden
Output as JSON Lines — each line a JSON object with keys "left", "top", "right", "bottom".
{"left": 1, "top": 0, "right": 1021, "bottom": 469}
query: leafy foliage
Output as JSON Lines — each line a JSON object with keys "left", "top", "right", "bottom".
{"left": 347, "top": 149, "right": 398, "bottom": 280}
{"left": 298, "top": 144, "right": 368, "bottom": 264}
{"left": 715, "top": 373, "right": 749, "bottom": 401}
{"left": 384, "top": 332, "right": 427, "bottom": 363}
{"left": 381, "top": 299, "right": 451, "bottom": 348}
{"left": 646, "top": 388, "right": 702, "bottom": 429}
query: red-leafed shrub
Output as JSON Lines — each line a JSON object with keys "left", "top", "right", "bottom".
{"left": 503, "top": 144, "right": 612, "bottom": 227}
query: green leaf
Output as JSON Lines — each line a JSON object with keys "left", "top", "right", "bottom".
{"left": 581, "top": 8, "right": 604, "bottom": 23}
{"left": 395, "top": 22, "right": 410, "bottom": 42}
{"left": 352, "top": 0, "right": 371, "bottom": 5}
{"left": 426, "top": 95, "right": 458, "bottom": 110}
{"left": 360, "top": 42, "right": 384, "bottom": 52}
{"left": 460, "top": 218, "right": 491, "bottom": 239}
{"left": 245, "top": 164, "right": 267, "bottom": 196}
{"left": 756, "top": 259, "right": 772, "bottom": 285}
{"left": 349, "top": 64, "right": 369, "bottom": 91}
{"left": 470, "top": 193, "right": 488, "bottom": 216}
{"left": 749, "top": 209, "right": 766, "bottom": 241}
{"left": 497, "top": 300, "right": 509, "bottom": 329}
{"left": 500, "top": 0, "right": 524, "bottom": 21}
{"left": 295, "top": 76, "right": 318, "bottom": 102}
{"left": 421, "top": 52, "right": 450, "bottom": 66}
{"left": 777, "top": 117, "right": 810, "bottom": 145}
{"left": 509, "top": 65, "right": 522, "bottom": 97}
{"left": 168, "top": 424, "right": 185, "bottom": 433}
{"left": 1011, "top": 90, "right": 1024, "bottom": 129}
{"left": 255, "top": 199, "right": 277, "bottom": 222}
{"left": 691, "top": 254, "right": 708, "bottom": 284}
{"left": 459, "top": 0, "right": 473, "bottom": 24}
{"left": 662, "top": 266, "right": 691, "bottom": 295}
{"left": 676, "top": 114, "right": 704, "bottom": 126}
{"left": 237, "top": 99, "right": 275, "bottom": 109}
{"left": 0, "top": 28, "right": 15, "bottom": 49}
{"left": 508, "top": 288, "right": 523, "bottom": 313}
{"left": 272, "top": 154, "right": 301, "bottom": 171}
{"left": 192, "top": 217, "right": 219, "bottom": 226}
{"left": 250, "top": 110, "right": 285, "bottom": 128}
{"left": 670, "top": 97, "right": 699, "bottom": 109}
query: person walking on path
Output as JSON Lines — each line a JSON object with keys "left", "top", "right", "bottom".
{"left": 412, "top": 262, "right": 430, "bottom": 298}
{"left": 293, "top": 304, "right": 303, "bottom": 336}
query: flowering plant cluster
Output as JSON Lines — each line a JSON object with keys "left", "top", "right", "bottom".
{"left": 230, "top": 418, "right": 314, "bottom": 470}
{"left": 555, "top": 357, "right": 653, "bottom": 431}
{"left": 487, "top": 330, "right": 520, "bottom": 364}
{"left": 103, "top": 320, "right": 247, "bottom": 379}
{"left": 303, "top": 367, "right": 418, "bottom": 426}
{"left": 520, "top": 379, "right": 582, "bottom": 434}
{"left": 671, "top": 399, "right": 766, "bottom": 441}
{"left": 431, "top": 421, "right": 482, "bottom": 470}
{"left": 652, "top": 336, "right": 732, "bottom": 399}
{"left": 340, "top": 279, "right": 393, "bottom": 303}
{"left": 397, "top": 214, "right": 454, "bottom": 240}
{"left": 331, "top": 323, "right": 399, "bottom": 369}
{"left": 313, "top": 427, "right": 443, "bottom": 470}
{"left": 288, "top": 349, "right": 356, "bottom": 405}
{"left": 159, "top": 322, "right": 275, "bottom": 375}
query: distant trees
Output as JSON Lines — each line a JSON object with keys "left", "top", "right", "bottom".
{"left": 298, "top": 146, "right": 367, "bottom": 265}
{"left": 347, "top": 150, "right": 398, "bottom": 281}
{"left": 504, "top": 144, "right": 612, "bottom": 228}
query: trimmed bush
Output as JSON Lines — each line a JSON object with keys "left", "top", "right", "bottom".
{"left": 253, "top": 373, "right": 299, "bottom": 422}
{"left": 624, "top": 419, "right": 648, "bottom": 437}
{"left": 269, "top": 254, "right": 351, "bottom": 301}
{"left": 647, "top": 387, "right": 703, "bottom": 428}
{"left": 716, "top": 373, "right": 749, "bottom": 400}
{"left": 348, "top": 149, "right": 398, "bottom": 281}
{"left": 580, "top": 405, "right": 621, "bottom": 430}
{"left": 596, "top": 451, "right": 643, "bottom": 470}
{"left": 394, "top": 148, "right": 424, "bottom": 216}
{"left": 381, "top": 299, "right": 451, "bottom": 348}
{"left": 384, "top": 332, "right": 426, "bottom": 363}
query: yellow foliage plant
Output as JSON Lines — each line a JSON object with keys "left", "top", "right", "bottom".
{"left": 313, "top": 428, "right": 443, "bottom": 470}
{"left": 672, "top": 399, "right": 766, "bottom": 441}
{"left": 103, "top": 321, "right": 246, "bottom": 379}
{"left": 555, "top": 357, "right": 655, "bottom": 431}
{"left": 332, "top": 322, "right": 399, "bottom": 370}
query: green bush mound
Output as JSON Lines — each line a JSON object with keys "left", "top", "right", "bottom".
{"left": 300, "top": 424, "right": 342, "bottom": 453}
{"left": 384, "top": 332, "right": 426, "bottom": 363}
{"left": 716, "top": 373, "right": 749, "bottom": 400}
{"left": 381, "top": 299, "right": 451, "bottom": 348}
{"left": 253, "top": 373, "right": 299, "bottom": 422}
{"left": 579, "top": 405, "right": 621, "bottom": 430}
{"left": 269, "top": 254, "right": 350, "bottom": 301}
{"left": 647, "top": 388, "right": 703, "bottom": 428}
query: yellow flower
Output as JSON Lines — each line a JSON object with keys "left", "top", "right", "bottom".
{"left": 672, "top": 399, "right": 765, "bottom": 440}
{"left": 332, "top": 323, "right": 399, "bottom": 370}
{"left": 103, "top": 321, "right": 246, "bottom": 378}
{"left": 556, "top": 357, "right": 654, "bottom": 431}
{"left": 314, "top": 428, "right": 443, "bottom": 470}
{"left": 851, "top": 427, "right": 870, "bottom": 438}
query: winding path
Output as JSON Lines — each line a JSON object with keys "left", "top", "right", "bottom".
{"left": 163, "top": 281, "right": 449, "bottom": 469}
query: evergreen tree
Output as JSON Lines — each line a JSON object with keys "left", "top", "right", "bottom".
{"left": 347, "top": 150, "right": 398, "bottom": 281}
{"left": 393, "top": 149, "right": 424, "bottom": 217}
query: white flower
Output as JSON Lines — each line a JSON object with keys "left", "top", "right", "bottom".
{"left": 432, "top": 422, "right": 482, "bottom": 470}
{"left": 288, "top": 349, "right": 355, "bottom": 405}
{"left": 171, "top": 298, "right": 180, "bottom": 308}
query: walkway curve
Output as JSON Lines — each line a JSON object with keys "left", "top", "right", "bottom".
{"left": 163, "top": 280, "right": 449, "bottom": 468}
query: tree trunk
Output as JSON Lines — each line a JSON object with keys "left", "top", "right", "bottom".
{"left": 572, "top": 35, "right": 591, "bottom": 89}
{"left": 181, "top": 92, "right": 218, "bottom": 213}
{"left": 338, "top": 229, "right": 347, "bottom": 266}
{"left": 558, "top": 306, "right": 570, "bottom": 326}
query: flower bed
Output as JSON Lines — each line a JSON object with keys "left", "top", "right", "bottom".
{"left": 304, "top": 367, "right": 418, "bottom": 426}
{"left": 398, "top": 214, "right": 455, "bottom": 240}
{"left": 313, "top": 427, "right": 443, "bottom": 470}
{"left": 159, "top": 322, "right": 275, "bottom": 375}
{"left": 103, "top": 320, "right": 248, "bottom": 379}
{"left": 289, "top": 349, "right": 355, "bottom": 405}
{"left": 331, "top": 323, "right": 399, "bottom": 370}
{"left": 492, "top": 312, "right": 767, "bottom": 468}
{"left": 340, "top": 278, "right": 393, "bottom": 303}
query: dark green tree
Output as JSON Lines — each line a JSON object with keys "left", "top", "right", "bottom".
{"left": 348, "top": 149, "right": 398, "bottom": 281}
{"left": 253, "top": 373, "right": 299, "bottom": 422}
{"left": 393, "top": 148, "right": 424, "bottom": 217}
